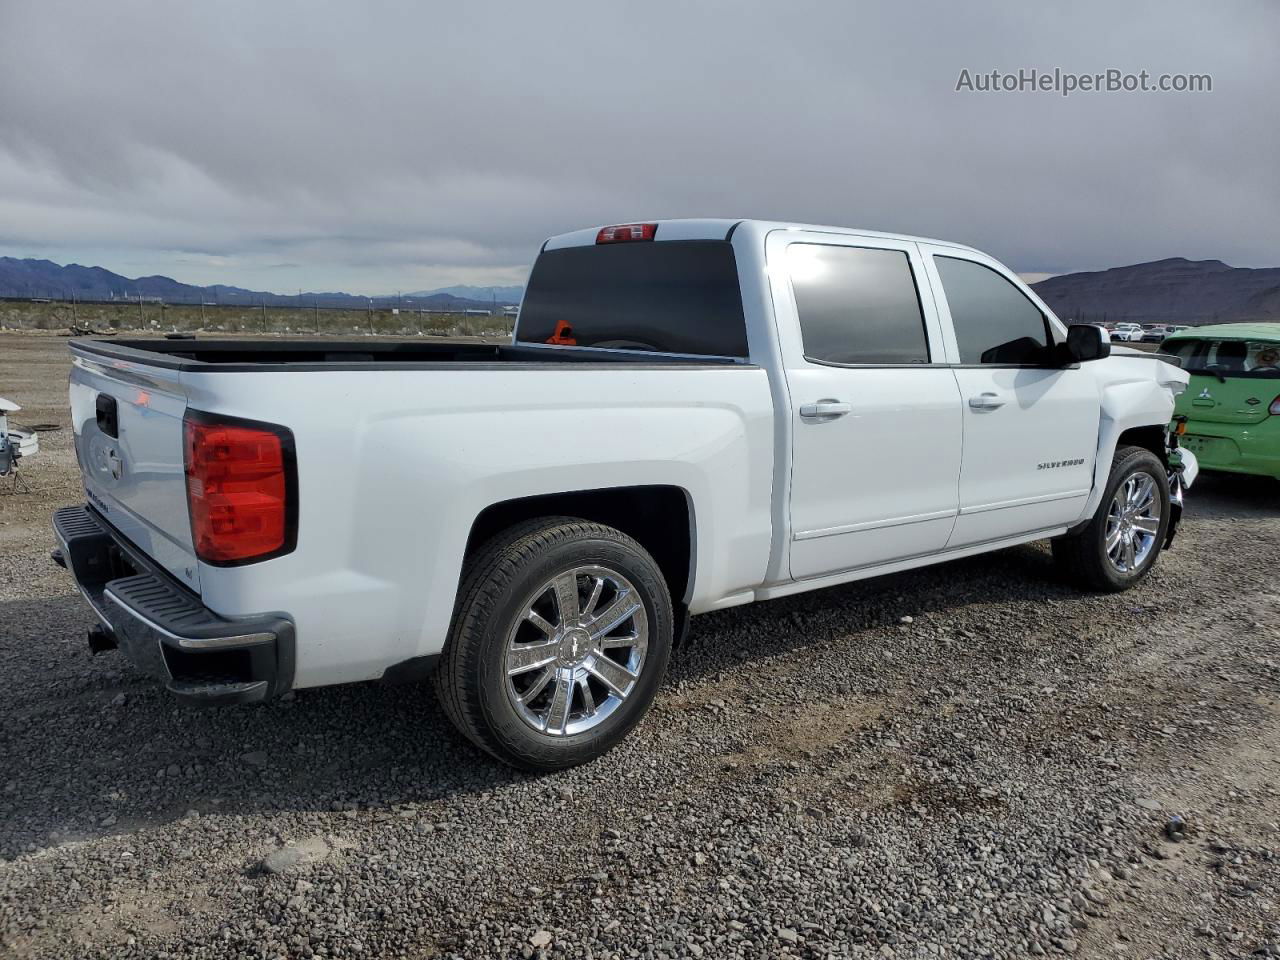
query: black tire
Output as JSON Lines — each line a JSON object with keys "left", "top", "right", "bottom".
{"left": 1052, "top": 445, "right": 1170, "bottom": 592}
{"left": 435, "top": 517, "right": 674, "bottom": 771}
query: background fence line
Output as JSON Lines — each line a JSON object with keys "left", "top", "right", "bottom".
{"left": 0, "top": 296, "right": 517, "bottom": 339}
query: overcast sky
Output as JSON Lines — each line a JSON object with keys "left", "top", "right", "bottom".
{"left": 1, "top": 0, "right": 1276, "bottom": 295}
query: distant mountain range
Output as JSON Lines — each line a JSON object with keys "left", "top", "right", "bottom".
{"left": 408, "top": 284, "right": 525, "bottom": 303}
{"left": 3, "top": 254, "right": 1278, "bottom": 326}
{"left": 1030, "top": 258, "right": 1280, "bottom": 325}
{"left": 0, "top": 257, "right": 518, "bottom": 311}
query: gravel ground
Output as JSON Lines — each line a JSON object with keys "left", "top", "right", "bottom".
{"left": 1, "top": 330, "right": 1278, "bottom": 959}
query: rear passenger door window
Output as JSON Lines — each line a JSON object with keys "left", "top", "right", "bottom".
{"left": 788, "top": 244, "right": 930, "bottom": 364}
{"left": 934, "top": 256, "right": 1052, "bottom": 365}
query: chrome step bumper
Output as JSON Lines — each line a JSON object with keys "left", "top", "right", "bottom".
{"left": 52, "top": 505, "right": 295, "bottom": 706}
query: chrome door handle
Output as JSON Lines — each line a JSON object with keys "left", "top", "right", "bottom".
{"left": 968, "top": 392, "right": 1006, "bottom": 411}
{"left": 799, "top": 400, "right": 851, "bottom": 419}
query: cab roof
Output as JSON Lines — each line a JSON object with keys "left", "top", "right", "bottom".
{"left": 1162, "top": 322, "right": 1280, "bottom": 341}
{"left": 542, "top": 218, "right": 984, "bottom": 255}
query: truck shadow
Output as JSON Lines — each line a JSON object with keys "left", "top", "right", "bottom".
{"left": 0, "top": 475, "right": 1261, "bottom": 858}
{"left": 0, "top": 592, "right": 527, "bottom": 859}
{"left": 0, "top": 543, "right": 1066, "bottom": 859}
{"left": 1180, "top": 471, "right": 1280, "bottom": 520}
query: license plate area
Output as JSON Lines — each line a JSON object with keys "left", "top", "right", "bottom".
{"left": 1182, "top": 434, "right": 1239, "bottom": 464}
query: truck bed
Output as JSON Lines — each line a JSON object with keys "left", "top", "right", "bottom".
{"left": 70, "top": 337, "right": 743, "bottom": 371}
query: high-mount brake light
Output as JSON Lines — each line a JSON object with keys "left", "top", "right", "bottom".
{"left": 596, "top": 223, "right": 657, "bottom": 244}
{"left": 184, "top": 413, "right": 297, "bottom": 566}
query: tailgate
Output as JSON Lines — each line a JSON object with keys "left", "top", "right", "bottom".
{"left": 69, "top": 347, "right": 200, "bottom": 593}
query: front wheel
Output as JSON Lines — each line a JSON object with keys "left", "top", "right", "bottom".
{"left": 435, "top": 517, "right": 673, "bottom": 771}
{"left": 1052, "top": 445, "right": 1171, "bottom": 592}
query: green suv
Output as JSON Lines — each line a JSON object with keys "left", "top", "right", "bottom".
{"left": 1160, "top": 323, "right": 1280, "bottom": 480}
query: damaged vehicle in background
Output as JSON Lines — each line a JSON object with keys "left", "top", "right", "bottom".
{"left": 1161, "top": 323, "right": 1280, "bottom": 481}
{"left": 53, "top": 218, "right": 1196, "bottom": 770}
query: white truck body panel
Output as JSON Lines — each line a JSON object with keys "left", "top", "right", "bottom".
{"left": 785, "top": 363, "right": 964, "bottom": 578}
{"left": 61, "top": 218, "right": 1192, "bottom": 696}
{"left": 180, "top": 365, "right": 774, "bottom": 687}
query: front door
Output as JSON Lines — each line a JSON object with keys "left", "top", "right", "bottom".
{"left": 921, "top": 249, "right": 1100, "bottom": 546}
{"left": 770, "top": 234, "right": 963, "bottom": 579}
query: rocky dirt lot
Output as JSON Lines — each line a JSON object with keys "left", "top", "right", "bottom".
{"left": 1, "top": 331, "right": 1277, "bottom": 960}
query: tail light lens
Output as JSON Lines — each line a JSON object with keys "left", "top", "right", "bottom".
{"left": 1271, "top": 396, "right": 1280, "bottom": 416}
{"left": 184, "top": 412, "right": 297, "bottom": 565}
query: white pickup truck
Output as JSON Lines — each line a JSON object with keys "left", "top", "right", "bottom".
{"left": 54, "top": 219, "right": 1197, "bottom": 770}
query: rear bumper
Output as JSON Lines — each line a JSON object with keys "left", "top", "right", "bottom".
{"left": 1180, "top": 428, "right": 1280, "bottom": 479}
{"left": 52, "top": 505, "right": 295, "bottom": 706}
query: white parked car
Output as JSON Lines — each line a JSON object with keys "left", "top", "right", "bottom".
{"left": 1112, "top": 323, "right": 1146, "bottom": 342}
{"left": 54, "top": 219, "right": 1197, "bottom": 769}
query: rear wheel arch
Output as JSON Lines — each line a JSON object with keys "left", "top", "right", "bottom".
{"left": 464, "top": 485, "right": 696, "bottom": 614}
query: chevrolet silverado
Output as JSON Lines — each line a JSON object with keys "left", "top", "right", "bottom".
{"left": 53, "top": 219, "right": 1197, "bottom": 769}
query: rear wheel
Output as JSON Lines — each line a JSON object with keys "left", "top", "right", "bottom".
{"left": 1052, "top": 445, "right": 1170, "bottom": 592}
{"left": 435, "top": 517, "right": 673, "bottom": 771}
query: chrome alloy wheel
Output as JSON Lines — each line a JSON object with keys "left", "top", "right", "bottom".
{"left": 1105, "top": 472, "right": 1161, "bottom": 573}
{"left": 504, "top": 565, "right": 649, "bottom": 736}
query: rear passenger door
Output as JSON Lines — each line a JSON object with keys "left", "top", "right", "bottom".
{"left": 920, "top": 248, "right": 1100, "bottom": 546}
{"left": 769, "top": 233, "right": 963, "bottom": 579}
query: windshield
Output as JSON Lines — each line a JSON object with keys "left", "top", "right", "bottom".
{"left": 516, "top": 241, "right": 748, "bottom": 357}
{"left": 1161, "top": 338, "right": 1280, "bottom": 379}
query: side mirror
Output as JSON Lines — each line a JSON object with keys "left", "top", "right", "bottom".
{"left": 1063, "top": 323, "right": 1111, "bottom": 363}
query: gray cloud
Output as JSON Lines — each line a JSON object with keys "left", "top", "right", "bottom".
{"left": 1, "top": 0, "right": 1277, "bottom": 294}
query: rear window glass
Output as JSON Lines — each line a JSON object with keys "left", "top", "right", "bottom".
{"left": 1163, "top": 338, "right": 1280, "bottom": 379}
{"left": 516, "top": 241, "right": 748, "bottom": 357}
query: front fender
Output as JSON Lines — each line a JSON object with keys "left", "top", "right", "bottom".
{"left": 1077, "top": 369, "right": 1183, "bottom": 522}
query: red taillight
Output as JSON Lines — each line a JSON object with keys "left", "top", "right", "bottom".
{"left": 1271, "top": 396, "right": 1280, "bottom": 416}
{"left": 596, "top": 222, "right": 657, "bottom": 244}
{"left": 184, "top": 414, "right": 296, "bottom": 565}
